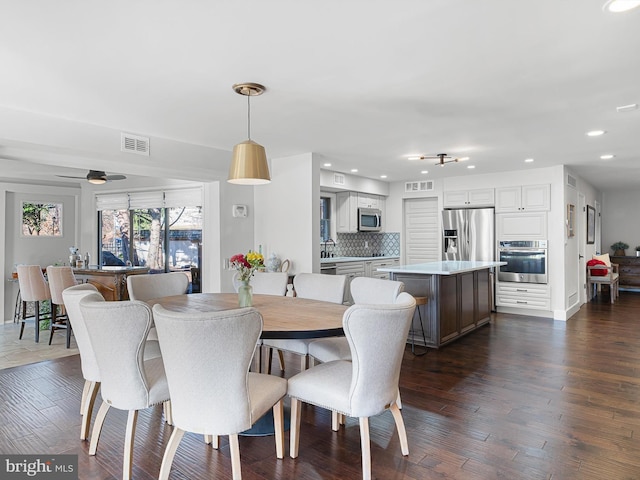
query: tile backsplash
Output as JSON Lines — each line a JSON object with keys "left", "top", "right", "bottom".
{"left": 327, "top": 232, "right": 400, "bottom": 257}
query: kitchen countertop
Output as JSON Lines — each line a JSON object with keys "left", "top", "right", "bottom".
{"left": 377, "top": 260, "right": 505, "bottom": 275}
{"left": 320, "top": 256, "right": 399, "bottom": 264}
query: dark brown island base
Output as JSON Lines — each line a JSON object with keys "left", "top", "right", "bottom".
{"left": 378, "top": 261, "right": 506, "bottom": 348}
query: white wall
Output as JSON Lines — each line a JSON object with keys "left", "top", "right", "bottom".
{"left": 601, "top": 189, "right": 640, "bottom": 257}
{"left": 2, "top": 182, "right": 81, "bottom": 321}
{"left": 254, "top": 153, "right": 320, "bottom": 274}
{"left": 320, "top": 170, "right": 389, "bottom": 196}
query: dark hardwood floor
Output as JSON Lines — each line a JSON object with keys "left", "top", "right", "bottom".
{"left": 2, "top": 290, "right": 640, "bottom": 479}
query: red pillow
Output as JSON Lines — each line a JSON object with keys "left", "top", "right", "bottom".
{"left": 587, "top": 259, "right": 607, "bottom": 276}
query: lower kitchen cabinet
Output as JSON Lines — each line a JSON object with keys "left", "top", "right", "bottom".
{"left": 495, "top": 282, "right": 550, "bottom": 310}
{"left": 391, "top": 268, "right": 491, "bottom": 348}
{"left": 335, "top": 257, "right": 400, "bottom": 303}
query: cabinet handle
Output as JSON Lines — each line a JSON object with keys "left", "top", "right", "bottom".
{"left": 516, "top": 289, "right": 528, "bottom": 292}
{"left": 516, "top": 301, "right": 528, "bottom": 304}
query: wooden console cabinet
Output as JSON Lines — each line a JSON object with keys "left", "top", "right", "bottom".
{"left": 610, "top": 256, "right": 640, "bottom": 289}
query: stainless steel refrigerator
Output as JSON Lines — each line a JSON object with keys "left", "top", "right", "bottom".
{"left": 442, "top": 207, "right": 496, "bottom": 310}
{"left": 442, "top": 208, "right": 495, "bottom": 262}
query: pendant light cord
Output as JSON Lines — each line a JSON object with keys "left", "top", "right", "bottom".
{"left": 247, "top": 92, "right": 251, "bottom": 140}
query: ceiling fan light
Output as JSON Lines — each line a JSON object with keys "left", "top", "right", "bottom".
{"left": 86, "top": 170, "right": 108, "bottom": 184}
{"left": 228, "top": 140, "right": 271, "bottom": 185}
{"left": 88, "top": 177, "right": 107, "bottom": 185}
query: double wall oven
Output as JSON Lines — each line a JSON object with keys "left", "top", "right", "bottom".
{"left": 498, "top": 240, "right": 548, "bottom": 284}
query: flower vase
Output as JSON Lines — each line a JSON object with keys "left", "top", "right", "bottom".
{"left": 238, "top": 281, "right": 253, "bottom": 307}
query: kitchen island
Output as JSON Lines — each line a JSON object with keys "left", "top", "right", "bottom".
{"left": 73, "top": 266, "right": 150, "bottom": 301}
{"left": 377, "top": 261, "right": 505, "bottom": 348}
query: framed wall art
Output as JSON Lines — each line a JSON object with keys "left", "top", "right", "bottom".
{"left": 21, "top": 202, "right": 63, "bottom": 237}
{"left": 567, "top": 204, "right": 575, "bottom": 238}
{"left": 586, "top": 205, "right": 596, "bottom": 245}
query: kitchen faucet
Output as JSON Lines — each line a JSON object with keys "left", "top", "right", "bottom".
{"left": 321, "top": 238, "right": 336, "bottom": 258}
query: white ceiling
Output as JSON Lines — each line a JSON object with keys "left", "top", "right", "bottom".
{"left": 1, "top": 0, "right": 639, "bottom": 190}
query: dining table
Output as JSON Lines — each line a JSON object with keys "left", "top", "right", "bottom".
{"left": 148, "top": 292, "right": 348, "bottom": 340}
{"left": 148, "top": 292, "right": 349, "bottom": 436}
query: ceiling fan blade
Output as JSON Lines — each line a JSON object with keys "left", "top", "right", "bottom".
{"left": 105, "top": 174, "right": 127, "bottom": 181}
{"left": 55, "top": 175, "right": 86, "bottom": 179}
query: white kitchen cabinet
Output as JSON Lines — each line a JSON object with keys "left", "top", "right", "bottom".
{"left": 357, "top": 193, "right": 381, "bottom": 209}
{"left": 336, "top": 191, "right": 385, "bottom": 233}
{"left": 367, "top": 258, "right": 400, "bottom": 279}
{"left": 496, "top": 282, "right": 550, "bottom": 310}
{"left": 336, "top": 261, "right": 365, "bottom": 303}
{"left": 336, "top": 192, "right": 358, "bottom": 233}
{"left": 495, "top": 184, "right": 550, "bottom": 213}
{"left": 496, "top": 212, "right": 548, "bottom": 240}
{"left": 443, "top": 188, "right": 494, "bottom": 208}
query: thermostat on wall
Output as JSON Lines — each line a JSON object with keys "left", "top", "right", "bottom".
{"left": 233, "top": 204, "right": 248, "bottom": 217}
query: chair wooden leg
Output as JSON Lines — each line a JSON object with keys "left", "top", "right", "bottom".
{"left": 89, "top": 401, "right": 110, "bottom": 455}
{"left": 277, "top": 349, "right": 285, "bottom": 371}
{"left": 290, "top": 398, "right": 302, "bottom": 458}
{"left": 19, "top": 301, "right": 27, "bottom": 339}
{"left": 81, "top": 381, "right": 100, "bottom": 441}
{"left": 389, "top": 402, "right": 409, "bottom": 456}
{"left": 66, "top": 319, "right": 72, "bottom": 348}
{"left": 331, "top": 411, "right": 340, "bottom": 431}
{"left": 396, "top": 390, "right": 402, "bottom": 409}
{"left": 80, "top": 380, "right": 90, "bottom": 415}
{"left": 300, "top": 354, "right": 308, "bottom": 372}
{"left": 204, "top": 434, "right": 219, "bottom": 448}
{"left": 163, "top": 400, "right": 173, "bottom": 425}
{"left": 229, "top": 433, "right": 242, "bottom": 480}
{"left": 123, "top": 410, "right": 138, "bottom": 480}
{"left": 159, "top": 427, "right": 185, "bottom": 480}
{"left": 49, "top": 304, "right": 57, "bottom": 345}
{"left": 359, "top": 417, "right": 372, "bottom": 480}
{"left": 273, "top": 399, "right": 285, "bottom": 459}
{"left": 267, "top": 347, "right": 273, "bottom": 375}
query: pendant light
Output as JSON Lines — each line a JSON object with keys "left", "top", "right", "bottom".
{"left": 227, "top": 82, "right": 271, "bottom": 185}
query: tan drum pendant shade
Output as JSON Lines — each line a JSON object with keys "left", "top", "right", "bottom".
{"left": 227, "top": 82, "right": 271, "bottom": 185}
{"left": 228, "top": 140, "right": 271, "bottom": 185}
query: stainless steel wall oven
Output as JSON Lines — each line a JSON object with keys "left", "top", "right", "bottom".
{"left": 498, "top": 240, "right": 548, "bottom": 284}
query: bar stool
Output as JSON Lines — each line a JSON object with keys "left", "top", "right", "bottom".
{"left": 17, "top": 265, "right": 52, "bottom": 343}
{"left": 410, "top": 296, "right": 428, "bottom": 356}
{"left": 46, "top": 266, "right": 77, "bottom": 348}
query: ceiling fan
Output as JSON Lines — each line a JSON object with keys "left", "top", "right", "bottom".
{"left": 410, "top": 153, "right": 459, "bottom": 167}
{"left": 56, "top": 170, "right": 127, "bottom": 184}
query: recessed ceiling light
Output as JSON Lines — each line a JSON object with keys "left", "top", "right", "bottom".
{"left": 600, "top": 154, "right": 615, "bottom": 159}
{"left": 467, "top": 165, "right": 475, "bottom": 169}
{"left": 617, "top": 103, "right": 638, "bottom": 113}
{"left": 351, "top": 169, "right": 358, "bottom": 173}
{"left": 603, "top": 0, "right": 640, "bottom": 12}
{"left": 421, "top": 170, "right": 429, "bottom": 174}
{"left": 524, "top": 158, "right": 534, "bottom": 163}
{"left": 380, "top": 175, "right": 387, "bottom": 179}
{"left": 323, "top": 163, "right": 332, "bottom": 167}
{"left": 586, "top": 130, "right": 606, "bottom": 137}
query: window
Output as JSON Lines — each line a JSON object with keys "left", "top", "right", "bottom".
{"left": 320, "top": 196, "right": 331, "bottom": 242}
{"left": 97, "top": 188, "right": 203, "bottom": 292}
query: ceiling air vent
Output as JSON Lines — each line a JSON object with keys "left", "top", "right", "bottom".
{"left": 567, "top": 174, "right": 577, "bottom": 188}
{"left": 333, "top": 173, "right": 346, "bottom": 186}
{"left": 405, "top": 180, "right": 434, "bottom": 192}
{"left": 121, "top": 133, "right": 150, "bottom": 156}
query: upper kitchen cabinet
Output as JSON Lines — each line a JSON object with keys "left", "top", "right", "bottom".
{"left": 443, "top": 188, "right": 495, "bottom": 208}
{"left": 336, "top": 191, "right": 358, "bottom": 233}
{"left": 357, "top": 193, "right": 381, "bottom": 209}
{"left": 495, "top": 184, "right": 550, "bottom": 213}
{"left": 336, "top": 191, "right": 385, "bottom": 233}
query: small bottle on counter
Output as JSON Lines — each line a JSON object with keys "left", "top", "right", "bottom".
{"left": 84, "top": 252, "right": 91, "bottom": 268}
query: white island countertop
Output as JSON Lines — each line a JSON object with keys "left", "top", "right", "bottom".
{"left": 377, "top": 260, "right": 506, "bottom": 275}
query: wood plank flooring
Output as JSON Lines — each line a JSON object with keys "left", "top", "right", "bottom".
{"left": 1, "top": 291, "right": 640, "bottom": 479}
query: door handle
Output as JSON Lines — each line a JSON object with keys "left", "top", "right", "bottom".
{"left": 579, "top": 255, "right": 584, "bottom": 259}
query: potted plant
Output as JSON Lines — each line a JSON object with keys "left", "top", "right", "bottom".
{"left": 611, "top": 241, "right": 629, "bottom": 256}
{"left": 636, "top": 246, "right": 640, "bottom": 257}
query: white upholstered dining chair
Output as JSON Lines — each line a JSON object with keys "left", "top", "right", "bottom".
{"left": 126, "top": 271, "right": 190, "bottom": 301}
{"left": 62, "top": 284, "right": 163, "bottom": 441}
{"left": 288, "top": 292, "right": 416, "bottom": 480}
{"left": 80, "top": 295, "right": 170, "bottom": 480}
{"left": 262, "top": 272, "right": 347, "bottom": 372}
{"left": 17, "top": 264, "right": 52, "bottom": 343}
{"left": 152, "top": 304, "right": 288, "bottom": 480}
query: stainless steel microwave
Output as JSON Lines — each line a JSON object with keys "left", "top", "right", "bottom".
{"left": 358, "top": 208, "right": 382, "bottom": 232}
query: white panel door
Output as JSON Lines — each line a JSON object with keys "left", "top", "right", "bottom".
{"left": 404, "top": 197, "right": 439, "bottom": 264}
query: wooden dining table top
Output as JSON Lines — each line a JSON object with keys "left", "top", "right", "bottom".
{"left": 148, "top": 293, "right": 348, "bottom": 339}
